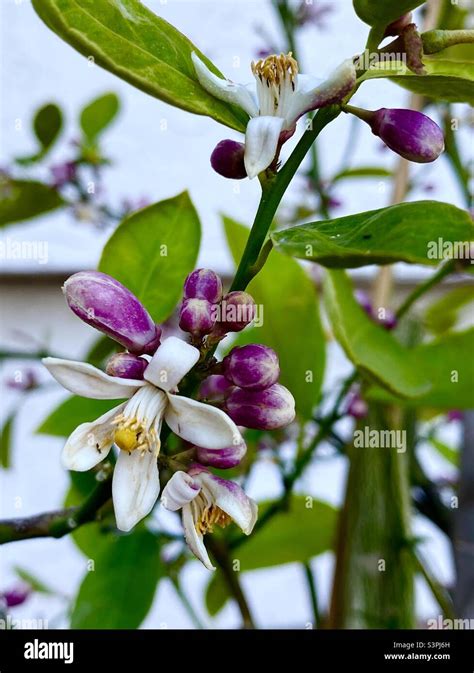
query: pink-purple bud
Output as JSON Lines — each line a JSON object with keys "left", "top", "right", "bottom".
{"left": 346, "top": 389, "right": 368, "bottom": 419}
{"left": 64, "top": 271, "right": 161, "bottom": 355}
{"left": 225, "top": 383, "right": 296, "bottom": 430}
{"left": 214, "top": 291, "right": 256, "bottom": 335}
{"left": 179, "top": 298, "right": 216, "bottom": 337}
{"left": 195, "top": 441, "right": 247, "bottom": 469}
{"left": 183, "top": 268, "right": 223, "bottom": 303}
{"left": 2, "top": 586, "right": 31, "bottom": 608}
{"left": 370, "top": 108, "right": 445, "bottom": 163}
{"left": 105, "top": 352, "right": 148, "bottom": 380}
{"left": 223, "top": 344, "right": 280, "bottom": 391}
{"left": 210, "top": 140, "right": 247, "bottom": 180}
{"left": 198, "top": 374, "right": 233, "bottom": 402}
{"left": 50, "top": 160, "right": 77, "bottom": 188}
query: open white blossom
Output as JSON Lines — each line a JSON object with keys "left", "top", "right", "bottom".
{"left": 43, "top": 337, "right": 242, "bottom": 532}
{"left": 192, "top": 51, "right": 356, "bottom": 178}
{"left": 161, "top": 467, "right": 258, "bottom": 570}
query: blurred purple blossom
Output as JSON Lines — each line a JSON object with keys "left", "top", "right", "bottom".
{"left": 6, "top": 368, "right": 38, "bottom": 391}
{"left": 50, "top": 161, "right": 77, "bottom": 188}
{"left": 295, "top": 1, "right": 334, "bottom": 28}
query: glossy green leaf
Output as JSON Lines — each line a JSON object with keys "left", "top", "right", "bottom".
{"left": 369, "top": 329, "right": 474, "bottom": 408}
{"left": 85, "top": 335, "right": 119, "bottom": 368}
{"left": 71, "top": 529, "right": 162, "bottom": 628}
{"left": 0, "top": 178, "right": 65, "bottom": 226}
{"left": 224, "top": 217, "right": 325, "bottom": 419}
{"left": 15, "top": 567, "right": 56, "bottom": 595}
{"left": 353, "top": 0, "right": 425, "bottom": 26}
{"left": 324, "top": 270, "right": 430, "bottom": 398}
{"left": 100, "top": 192, "right": 200, "bottom": 323}
{"left": 32, "top": 0, "right": 248, "bottom": 132}
{"left": 424, "top": 286, "right": 474, "bottom": 335}
{"left": 271, "top": 201, "right": 474, "bottom": 268}
{"left": 16, "top": 103, "right": 63, "bottom": 165}
{"left": 332, "top": 166, "right": 393, "bottom": 182}
{"left": 361, "top": 58, "right": 474, "bottom": 105}
{"left": 206, "top": 496, "right": 337, "bottom": 616}
{"left": 80, "top": 93, "right": 120, "bottom": 141}
{"left": 37, "top": 396, "right": 119, "bottom": 437}
{"left": 0, "top": 414, "right": 14, "bottom": 469}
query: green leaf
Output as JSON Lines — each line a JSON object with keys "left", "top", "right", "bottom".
{"left": 65, "top": 471, "right": 115, "bottom": 558}
{"left": 353, "top": 0, "right": 425, "bottom": 26}
{"left": 0, "top": 413, "right": 14, "bottom": 469}
{"left": 206, "top": 496, "right": 337, "bottom": 616}
{"left": 224, "top": 217, "right": 325, "bottom": 419}
{"left": 16, "top": 103, "right": 63, "bottom": 165}
{"left": 37, "top": 396, "right": 119, "bottom": 437}
{"left": 271, "top": 201, "right": 474, "bottom": 269}
{"left": 14, "top": 567, "right": 56, "bottom": 595}
{"left": 324, "top": 270, "right": 430, "bottom": 398}
{"left": 85, "top": 335, "right": 119, "bottom": 367}
{"left": 71, "top": 529, "right": 162, "bottom": 628}
{"left": 424, "top": 286, "right": 474, "bottom": 335}
{"left": 332, "top": 166, "right": 393, "bottom": 182}
{"left": 100, "top": 192, "right": 201, "bottom": 323}
{"left": 32, "top": 0, "right": 248, "bottom": 132}
{"left": 369, "top": 328, "right": 474, "bottom": 408}
{"left": 360, "top": 58, "right": 474, "bottom": 105}
{"left": 80, "top": 92, "right": 120, "bottom": 141}
{"left": 0, "top": 178, "right": 65, "bottom": 226}
{"left": 429, "top": 437, "right": 458, "bottom": 467}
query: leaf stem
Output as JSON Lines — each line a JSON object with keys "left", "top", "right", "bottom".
{"left": 303, "top": 562, "right": 320, "bottom": 627}
{"left": 411, "top": 548, "right": 455, "bottom": 619}
{"left": 395, "top": 259, "right": 456, "bottom": 321}
{"left": 230, "top": 106, "right": 341, "bottom": 291}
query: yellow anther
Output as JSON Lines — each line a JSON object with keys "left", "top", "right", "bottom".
{"left": 251, "top": 52, "right": 298, "bottom": 85}
{"left": 114, "top": 427, "right": 142, "bottom": 453}
{"left": 196, "top": 505, "right": 232, "bottom": 535}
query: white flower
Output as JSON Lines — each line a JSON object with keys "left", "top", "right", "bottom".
{"left": 43, "top": 337, "right": 242, "bottom": 532}
{"left": 192, "top": 51, "right": 356, "bottom": 178}
{"left": 161, "top": 467, "right": 258, "bottom": 570}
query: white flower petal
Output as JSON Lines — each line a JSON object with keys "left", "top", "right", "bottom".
{"left": 61, "top": 402, "right": 125, "bottom": 471}
{"left": 199, "top": 472, "right": 258, "bottom": 535}
{"left": 166, "top": 394, "right": 242, "bottom": 449}
{"left": 161, "top": 471, "right": 200, "bottom": 511}
{"left": 182, "top": 503, "right": 215, "bottom": 570}
{"left": 244, "top": 116, "right": 284, "bottom": 179}
{"left": 191, "top": 52, "right": 258, "bottom": 117}
{"left": 286, "top": 59, "right": 356, "bottom": 126}
{"left": 43, "top": 357, "right": 144, "bottom": 400}
{"left": 144, "top": 337, "right": 199, "bottom": 392}
{"left": 112, "top": 446, "right": 161, "bottom": 532}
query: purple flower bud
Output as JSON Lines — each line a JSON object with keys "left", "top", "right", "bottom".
{"left": 346, "top": 389, "right": 368, "bottom": 419}
{"left": 64, "top": 271, "right": 161, "bottom": 355}
{"left": 447, "top": 409, "right": 463, "bottom": 422}
{"left": 377, "top": 307, "right": 397, "bottom": 330}
{"left": 198, "top": 374, "right": 233, "bottom": 402}
{"left": 355, "top": 290, "right": 374, "bottom": 318}
{"left": 105, "top": 352, "right": 148, "bottom": 380}
{"left": 214, "top": 291, "right": 256, "bottom": 335}
{"left": 223, "top": 344, "right": 280, "bottom": 391}
{"left": 370, "top": 109, "right": 445, "bottom": 163}
{"left": 179, "top": 298, "right": 216, "bottom": 337}
{"left": 50, "top": 160, "right": 77, "bottom": 187}
{"left": 196, "top": 440, "right": 247, "bottom": 469}
{"left": 225, "top": 383, "right": 295, "bottom": 430}
{"left": 210, "top": 140, "right": 247, "bottom": 180}
{"left": 2, "top": 586, "right": 30, "bottom": 608}
{"left": 184, "top": 268, "right": 223, "bottom": 303}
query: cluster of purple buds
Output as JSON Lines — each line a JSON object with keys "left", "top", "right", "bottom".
{"left": 200, "top": 343, "right": 295, "bottom": 431}
{"left": 179, "top": 268, "right": 256, "bottom": 341}
{"left": 355, "top": 290, "right": 397, "bottom": 331}
{"left": 344, "top": 105, "right": 445, "bottom": 164}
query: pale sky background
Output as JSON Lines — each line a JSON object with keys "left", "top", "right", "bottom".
{"left": 0, "top": 0, "right": 468, "bottom": 628}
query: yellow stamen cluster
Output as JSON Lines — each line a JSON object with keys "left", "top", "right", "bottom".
{"left": 251, "top": 52, "right": 298, "bottom": 87}
{"left": 196, "top": 505, "right": 231, "bottom": 535}
{"left": 112, "top": 414, "right": 159, "bottom": 456}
